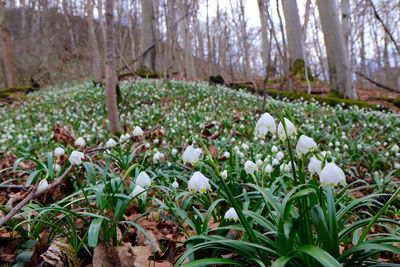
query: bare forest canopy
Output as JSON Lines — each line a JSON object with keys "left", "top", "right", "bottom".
{"left": 0, "top": 0, "right": 399, "bottom": 94}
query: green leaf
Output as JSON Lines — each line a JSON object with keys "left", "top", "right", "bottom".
{"left": 296, "top": 245, "right": 341, "bottom": 267}
{"left": 181, "top": 258, "right": 246, "bottom": 267}
{"left": 88, "top": 218, "right": 103, "bottom": 247}
{"left": 21, "top": 240, "right": 37, "bottom": 249}
{"left": 310, "top": 205, "right": 337, "bottom": 256}
{"left": 26, "top": 169, "right": 41, "bottom": 186}
{"left": 15, "top": 250, "right": 33, "bottom": 263}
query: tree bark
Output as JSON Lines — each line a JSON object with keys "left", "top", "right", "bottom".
{"left": 177, "top": 0, "right": 196, "bottom": 78}
{"left": 0, "top": 1, "right": 16, "bottom": 87}
{"left": 87, "top": 0, "right": 102, "bottom": 80}
{"left": 140, "top": 0, "right": 156, "bottom": 72}
{"left": 105, "top": 0, "right": 121, "bottom": 134}
{"left": 282, "top": 0, "right": 305, "bottom": 66}
{"left": 316, "top": 0, "right": 357, "bottom": 99}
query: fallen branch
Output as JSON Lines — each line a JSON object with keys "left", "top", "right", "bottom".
{"left": 355, "top": 72, "right": 400, "bottom": 93}
{"left": 0, "top": 184, "right": 28, "bottom": 190}
{"left": 0, "top": 165, "right": 73, "bottom": 228}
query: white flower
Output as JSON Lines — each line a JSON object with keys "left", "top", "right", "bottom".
{"left": 394, "top": 163, "right": 400, "bottom": 169}
{"left": 357, "top": 144, "right": 362, "bottom": 150}
{"left": 221, "top": 170, "right": 228, "bottom": 179}
{"left": 188, "top": 172, "right": 211, "bottom": 193}
{"left": 256, "top": 159, "right": 263, "bottom": 167}
{"left": 255, "top": 113, "right": 276, "bottom": 138}
{"left": 171, "top": 148, "right": 178, "bottom": 156}
{"left": 38, "top": 179, "right": 49, "bottom": 191}
{"left": 224, "top": 207, "right": 239, "bottom": 221}
{"left": 244, "top": 160, "right": 258, "bottom": 175}
{"left": 391, "top": 144, "right": 399, "bottom": 153}
{"left": 135, "top": 171, "right": 151, "bottom": 187}
{"left": 343, "top": 144, "right": 348, "bottom": 150}
{"left": 54, "top": 147, "right": 65, "bottom": 157}
{"left": 106, "top": 138, "right": 117, "bottom": 148}
{"left": 272, "top": 158, "right": 279, "bottom": 166}
{"left": 242, "top": 143, "right": 249, "bottom": 150}
{"left": 264, "top": 164, "right": 273, "bottom": 174}
{"left": 132, "top": 126, "right": 144, "bottom": 136}
{"left": 131, "top": 185, "right": 146, "bottom": 199}
{"left": 277, "top": 118, "right": 297, "bottom": 140}
{"left": 276, "top": 151, "right": 284, "bottom": 161}
{"left": 271, "top": 145, "right": 278, "bottom": 153}
{"left": 296, "top": 135, "right": 317, "bottom": 156}
{"left": 319, "top": 162, "right": 346, "bottom": 187}
{"left": 75, "top": 137, "right": 86, "bottom": 146}
{"left": 308, "top": 156, "right": 322, "bottom": 174}
{"left": 69, "top": 151, "right": 85, "bottom": 165}
{"left": 172, "top": 180, "right": 179, "bottom": 188}
{"left": 54, "top": 164, "right": 61, "bottom": 173}
{"left": 120, "top": 133, "right": 130, "bottom": 142}
{"left": 223, "top": 151, "right": 230, "bottom": 158}
{"left": 195, "top": 148, "right": 203, "bottom": 156}
{"left": 183, "top": 146, "right": 200, "bottom": 165}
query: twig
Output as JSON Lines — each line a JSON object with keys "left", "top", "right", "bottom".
{"left": 0, "top": 184, "right": 28, "bottom": 190}
{"left": 368, "top": 0, "right": 400, "bottom": 55}
{"left": 0, "top": 165, "right": 73, "bottom": 227}
{"left": 355, "top": 72, "right": 400, "bottom": 93}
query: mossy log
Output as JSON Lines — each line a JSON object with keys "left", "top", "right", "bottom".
{"left": 0, "top": 85, "right": 39, "bottom": 98}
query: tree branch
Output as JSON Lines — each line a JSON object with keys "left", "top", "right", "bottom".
{"left": 0, "top": 165, "right": 73, "bottom": 228}
{"left": 355, "top": 72, "right": 400, "bottom": 93}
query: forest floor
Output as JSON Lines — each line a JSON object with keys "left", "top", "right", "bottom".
{"left": 0, "top": 79, "right": 399, "bottom": 266}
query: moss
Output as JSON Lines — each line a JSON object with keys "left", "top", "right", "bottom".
{"left": 118, "top": 66, "right": 160, "bottom": 80}
{"left": 327, "top": 90, "right": 344, "bottom": 99}
{"left": 291, "top": 59, "right": 314, "bottom": 82}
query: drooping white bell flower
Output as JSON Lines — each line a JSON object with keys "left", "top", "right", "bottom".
{"left": 222, "top": 151, "right": 230, "bottom": 158}
{"left": 308, "top": 156, "right": 322, "bottom": 175}
{"left": 188, "top": 172, "right": 211, "bottom": 193}
{"left": 69, "top": 151, "right": 85, "bottom": 165}
{"left": 54, "top": 164, "right": 61, "bottom": 173}
{"left": 271, "top": 145, "right": 278, "bottom": 153}
{"left": 120, "top": 133, "right": 131, "bottom": 142}
{"left": 171, "top": 180, "right": 179, "bottom": 188}
{"left": 272, "top": 158, "right": 279, "bottom": 166}
{"left": 171, "top": 148, "right": 178, "bottom": 156}
{"left": 244, "top": 160, "right": 258, "bottom": 175}
{"left": 276, "top": 151, "right": 284, "bottom": 161}
{"left": 75, "top": 137, "right": 86, "bottom": 146}
{"left": 242, "top": 143, "right": 249, "bottom": 150}
{"left": 394, "top": 163, "right": 400, "bottom": 169}
{"left": 264, "top": 164, "right": 273, "bottom": 174}
{"left": 54, "top": 147, "right": 65, "bottom": 157}
{"left": 183, "top": 145, "right": 200, "bottom": 165}
{"left": 256, "top": 159, "right": 263, "bottom": 167}
{"left": 131, "top": 185, "right": 146, "bottom": 199}
{"left": 135, "top": 171, "right": 151, "bottom": 187}
{"left": 224, "top": 207, "right": 239, "bottom": 221}
{"left": 255, "top": 113, "right": 276, "bottom": 138}
{"left": 277, "top": 118, "right": 297, "bottom": 141}
{"left": 319, "top": 162, "right": 346, "bottom": 187}
{"left": 391, "top": 144, "right": 399, "bottom": 153}
{"left": 132, "top": 126, "right": 144, "bottom": 136}
{"left": 38, "top": 179, "right": 49, "bottom": 191}
{"left": 106, "top": 138, "right": 117, "bottom": 148}
{"left": 221, "top": 170, "right": 228, "bottom": 179}
{"left": 356, "top": 144, "right": 363, "bottom": 150}
{"left": 296, "top": 135, "right": 317, "bottom": 157}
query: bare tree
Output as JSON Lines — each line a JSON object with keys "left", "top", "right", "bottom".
{"left": 282, "top": 0, "right": 305, "bottom": 67}
{"left": 140, "top": 0, "right": 156, "bottom": 72}
{"left": 87, "top": 0, "right": 102, "bottom": 80}
{"left": 105, "top": 0, "right": 121, "bottom": 134}
{"left": 0, "top": 1, "right": 16, "bottom": 87}
{"left": 316, "top": 0, "right": 357, "bottom": 99}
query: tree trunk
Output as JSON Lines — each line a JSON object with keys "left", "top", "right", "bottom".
{"left": 282, "top": 0, "right": 305, "bottom": 66}
{"left": 87, "top": 0, "right": 102, "bottom": 80}
{"left": 316, "top": 0, "right": 357, "bottom": 99}
{"left": 257, "top": 0, "right": 270, "bottom": 73}
{"left": 140, "top": 0, "right": 156, "bottom": 72}
{"left": 105, "top": 0, "right": 121, "bottom": 134}
{"left": 341, "top": 0, "right": 350, "bottom": 53}
{"left": 0, "top": 1, "right": 16, "bottom": 87}
{"left": 177, "top": 0, "right": 195, "bottom": 79}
